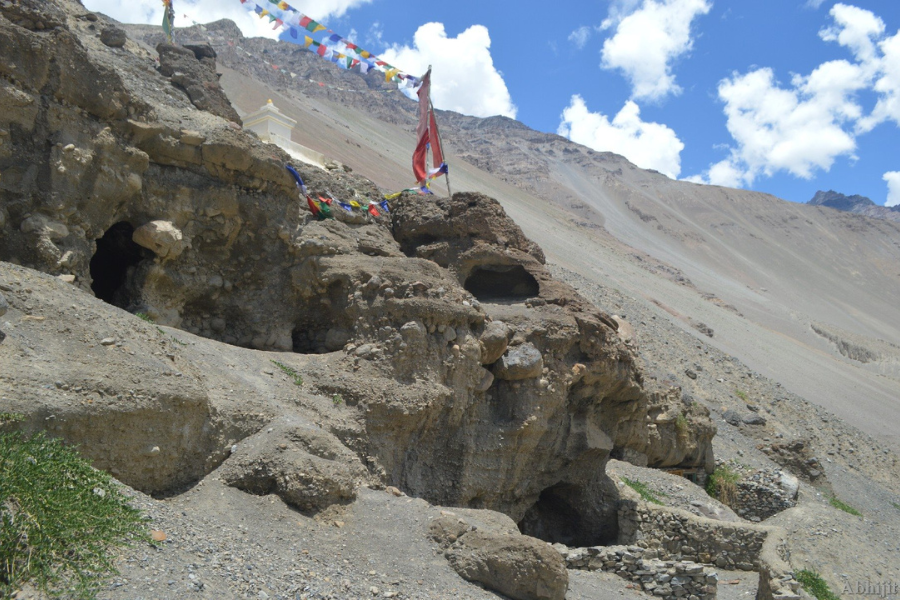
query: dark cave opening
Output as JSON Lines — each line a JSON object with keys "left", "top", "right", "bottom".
{"left": 518, "top": 481, "right": 619, "bottom": 547}
{"left": 518, "top": 483, "right": 585, "bottom": 546}
{"left": 89, "top": 222, "right": 148, "bottom": 308}
{"left": 463, "top": 265, "right": 539, "bottom": 301}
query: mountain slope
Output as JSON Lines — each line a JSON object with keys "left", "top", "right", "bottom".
{"left": 135, "top": 21, "right": 900, "bottom": 449}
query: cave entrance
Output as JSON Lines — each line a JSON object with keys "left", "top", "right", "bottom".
{"left": 89, "top": 222, "right": 148, "bottom": 308}
{"left": 518, "top": 479, "right": 619, "bottom": 547}
{"left": 464, "top": 265, "right": 539, "bottom": 302}
{"left": 518, "top": 483, "right": 584, "bottom": 546}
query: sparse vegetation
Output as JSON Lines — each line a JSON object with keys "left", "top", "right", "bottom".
{"left": 0, "top": 432, "right": 147, "bottom": 598}
{"left": 271, "top": 360, "right": 303, "bottom": 386}
{"left": 622, "top": 477, "right": 665, "bottom": 505}
{"left": 675, "top": 412, "right": 688, "bottom": 435}
{"left": 135, "top": 312, "right": 154, "bottom": 323}
{"left": 892, "top": 501, "right": 900, "bottom": 511}
{"left": 796, "top": 569, "right": 841, "bottom": 600}
{"left": 0, "top": 413, "right": 24, "bottom": 427}
{"left": 332, "top": 394, "right": 343, "bottom": 405}
{"left": 735, "top": 389, "right": 748, "bottom": 402}
{"left": 706, "top": 463, "right": 740, "bottom": 505}
{"left": 829, "top": 496, "right": 862, "bottom": 517}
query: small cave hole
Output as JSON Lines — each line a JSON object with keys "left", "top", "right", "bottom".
{"left": 291, "top": 281, "right": 351, "bottom": 354}
{"left": 89, "top": 222, "right": 149, "bottom": 308}
{"left": 464, "top": 265, "right": 539, "bottom": 302}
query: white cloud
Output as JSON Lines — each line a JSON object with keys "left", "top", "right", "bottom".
{"left": 569, "top": 26, "right": 594, "bottom": 49}
{"left": 558, "top": 95, "right": 684, "bottom": 178}
{"left": 380, "top": 23, "right": 517, "bottom": 119}
{"left": 806, "top": 0, "right": 827, "bottom": 8}
{"left": 692, "top": 4, "right": 900, "bottom": 187}
{"left": 82, "top": 0, "right": 370, "bottom": 40}
{"left": 690, "top": 66, "right": 861, "bottom": 186}
{"left": 600, "top": 0, "right": 712, "bottom": 102}
{"left": 820, "top": 3, "right": 885, "bottom": 64}
{"left": 885, "top": 171, "right": 900, "bottom": 207}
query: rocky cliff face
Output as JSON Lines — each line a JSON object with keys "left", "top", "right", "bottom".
{"left": 0, "top": 0, "right": 713, "bottom": 548}
{"left": 808, "top": 190, "right": 900, "bottom": 222}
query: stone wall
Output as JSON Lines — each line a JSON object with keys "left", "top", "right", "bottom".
{"left": 557, "top": 544, "right": 717, "bottom": 600}
{"left": 618, "top": 500, "right": 769, "bottom": 571}
{"left": 732, "top": 469, "right": 798, "bottom": 522}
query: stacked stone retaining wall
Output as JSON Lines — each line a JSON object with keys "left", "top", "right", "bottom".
{"left": 619, "top": 500, "right": 768, "bottom": 570}
{"left": 557, "top": 544, "right": 717, "bottom": 600}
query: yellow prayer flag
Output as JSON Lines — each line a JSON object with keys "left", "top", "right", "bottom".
{"left": 349, "top": 200, "right": 361, "bottom": 208}
{"left": 312, "top": 24, "right": 326, "bottom": 33}
{"left": 278, "top": 1, "right": 288, "bottom": 8}
{"left": 260, "top": 9, "right": 269, "bottom": 17}
{"left": 304, "top": 35, "right": 313, "bottom": 48}
{"left": 384, "top": 68, "right": 399, "bottom": 82}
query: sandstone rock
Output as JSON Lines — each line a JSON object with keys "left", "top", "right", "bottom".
{"left": 132, "top": 220, "right": 188, "bottom": 259}
{"left": 21, "top": 214, "right": 68, "bottom": 240}
{"left": 324, "top": 327, "right": 351, "bottom": 351}
{"left": 446, "top": 530, "right": 568, "bottom": 600}
{"left": 778, "top": 472, "right": 800, "bottom": 499}
{"left": 218, "top": 418, "right": 366, "bottom": 513}
{"left": 493, "top": 342, "right": 543, "bottom": 380}
{"left": 479, "top": 320, "right": 509, "bottom": 364}
{"left": 429, "top": 516, "right": 472, "bottom": 548}
{"left": 100, "top": 26, "right": 126, "bottom": 48}
{"left": 156, "top": 42, "right": 241, "bottom": 124}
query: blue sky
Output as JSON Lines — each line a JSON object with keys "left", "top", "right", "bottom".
{"left": 86, "top": 0, "right": 900, "bottom": 206}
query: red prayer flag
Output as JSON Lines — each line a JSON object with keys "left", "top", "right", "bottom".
{"left": 306, "top": 196, "right": 320, "bottom": 216}
{"left": 412, "top": 68, "right": 443, "bottom": 185}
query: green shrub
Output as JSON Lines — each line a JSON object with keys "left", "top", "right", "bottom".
{"left": 796, "top": 569, "right": 840, "bottom": 600}
{"left": 892, "top": 501, "right": 900, "bottom": 511}
{"left": 706, "top": 464, "right": 740, "bottom": 505}
{"left": 271, "top": 360, "right": 303, "bottom": 386}
{"left": 829, "top": 496, "right": 862, "bottom": 517}
{"left": 622, "top": 477, "right": 665, "bottom": 505}
{"left": 134, "top": 312, "right": 154, "bottom": 323}
{"left": 0, "top": 432, "right": 147, "bottom": 598}
{"left": 735, "top": 389, "right": 748, "bottom": 402}
{"left": 332, "top": 394, "right": 343, "bottom": 406}
{"left": 675, "top": 412, "right": 688, "bottom": 435}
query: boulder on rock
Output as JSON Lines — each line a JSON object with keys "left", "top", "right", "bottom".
{"left": 446, "top": 530, "right": 568, "bottom": 600}
{"left": 479, "top": 320, "right": 509, "bottom": 364}
{"left": 218, "top": 418, "right": 367, "bottom": 513}
{"left": 493, "top": 342, "right": 543, "bottom": 380}
{"left": 132, "top": 220, "right": 188, "bottom": 259}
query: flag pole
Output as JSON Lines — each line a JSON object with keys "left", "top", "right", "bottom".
{"left": 430, "top": 98, "right": 452, "bottom": 198}
{"left": 424, "top": 66, "right": 452, "bottom": 199}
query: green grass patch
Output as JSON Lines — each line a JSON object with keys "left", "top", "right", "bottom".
{"left": 134, "top": 312, "right": 154, "bottom": 323}
{"left": 734, "top": 389, "right": 748, "bottom": 402}
{"left": 675, "top": 412, "right": 688, "bottom": 435}
{"left": 271, "top": 360, "right": 303, "bottom": 386}
{"left": 829, "top": 496, "right": 862, "bottom": 517}
{"left": 706, "top": 463, "right": 740, "bottom": 505}
{"left": 332, "top": 394, "right": 343, "bottom": 406}
{"left": 0, "top": 413, "right": 24, "bottom": 427}
{"left": 891, "top": 502, "right": 900, "bottom": 511}
{"left": 0, "top": 432, "right": 147, "bottom": 598}
{"left": 622, "top": 477, "right": 665, "bottom": 505}
{"left": 796, "top": 569, "right": 840, "bottom": 600}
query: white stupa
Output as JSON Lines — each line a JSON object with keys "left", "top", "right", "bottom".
{"left": 243, "top": 100, "right": 326, "bottom": 168}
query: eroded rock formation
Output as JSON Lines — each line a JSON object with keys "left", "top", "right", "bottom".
{"left": 0, "top": 0, "right": 714, "bottom": 550}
